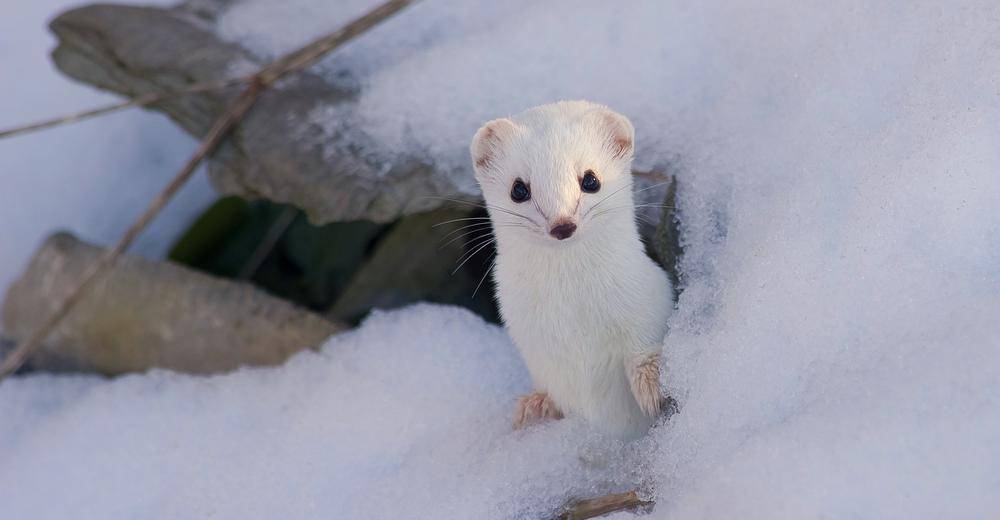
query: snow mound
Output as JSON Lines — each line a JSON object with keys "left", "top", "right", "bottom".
{"left": 0, "top": 305, "right": 645, "bottom": 519}
{"left": 648, "top": 1, "right": 1000, "bottom": 517}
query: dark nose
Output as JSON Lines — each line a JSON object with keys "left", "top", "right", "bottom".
{"left": 549, "top": 222, "right": 577, "bottom": 240}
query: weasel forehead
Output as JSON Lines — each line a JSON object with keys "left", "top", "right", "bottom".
{"left": 507, "top": 104, "right": 610, "bottom": 177}
{"left": 514, "top": 133, "right": 594, "bottom": 171}
{"left": 514, "top": 104, "right": 602, "bottom": 141}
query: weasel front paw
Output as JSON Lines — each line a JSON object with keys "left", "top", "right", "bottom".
{"left": 513, "top": 391, "right": 563, "bottom": 429}
{"left": 629, "top": 354, "right": 664, "bottom": 418}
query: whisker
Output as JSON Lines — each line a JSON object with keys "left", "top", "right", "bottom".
{"left": 423, "top": 196, "right": 488, "bottom": 210}
{"left": 635, "top": 214, "right": 656, "bottom": 226}
{"left": 596, "top": 206, "right": 655, "bottom": 225}
{"left": 590, "top": 202, "right": 674, "bottom": 219}
{"left": 485, "top": 205, "right": 537, "bottom": 224}
{"left": 589, "top": 208, "right": 619, "bottom": 221}
{"left": 426, "top": 197, "right": 504, "bottom": 216}
{"left": 591, "top": 206, "right": 657, "bottom": 227}
{"left": 434, "top": 197, "right": 539, "bottom": 225}
{"left": 434, "top": 219, "right": 527, "bottom": 238}
{"left": 439, "top": 221, "right": 530, "bottom": 250}
{"left": 591, "top": 205, "right": 629, "bottom": 216}
{"left": 452, "top": 238, "right": 497, "bottom": 275}
{"left": 585, "top": 180, "right": 674, "bottom": 218}
{"left": 633, "top": 180, "right": 673, "bottom": 195}
{"left": 431, "top": 216, "right": 493, "bottom": 228}
{"left": 438, "top": 221, "right": 493, "bottom": 240}
{"left": 472, "top": 255, "right": 497, "bottom": 299}
{"left": 633, "top": 203, "right": 676, "bottom": 209}
{"left": 454, "top": 233, "right": 496, "bottom": 265}
{"left": 424, "top": 196, "right": 547, "bottom": 230}
{"left": 440, "top": 228, "right": 494, "bottom": 249}
{"left": 584, "top": 182, "right": 634, "bottom": 217}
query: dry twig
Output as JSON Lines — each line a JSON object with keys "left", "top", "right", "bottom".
{"left": 560, "top": 490, "right": 653, "bottom": 520}
{"left": 0, "top": 76, "right": 252, "bottom": 140}
{"left": 0, "top": 0, "right": 418, "bottom": 380}
{"left": 238, "top": 206, "right": 299, "bottom": 280}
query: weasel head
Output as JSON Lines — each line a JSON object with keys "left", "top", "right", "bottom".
{"left": 470, "top": 100, "right": 636, "bottom": 245}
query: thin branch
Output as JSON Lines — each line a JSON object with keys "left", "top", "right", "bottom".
{"left": 238, "top": 206, "right": 298, "bottom": 280}
{"left": 0, "top": 0, "right": 418, "bottom": 380}
{"left": 560, "top": 490, "right": 653, "bottom": 520}
{"left": 0, "top": 0, "right": 418, "bottom": 141}
{"left": 0, "top": 76, "right": 253, "bottom": 140}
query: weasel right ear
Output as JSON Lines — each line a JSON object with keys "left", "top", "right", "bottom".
{"left": 471, "top": 118, "right": 518, "bottom": 176}
{"left": 595, "top": 108, "right": 635, "bottom": 161}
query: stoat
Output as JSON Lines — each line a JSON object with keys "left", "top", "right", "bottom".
{"left": 470, "top": 100, "right": 673, "bottom": 440}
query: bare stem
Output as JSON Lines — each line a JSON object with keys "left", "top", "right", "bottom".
{"left": 238, "top": 206, "right": 298, "bottom": 280}
{"left": 0, "top": 76, "right": 252, "bottom": 140}
{"left": 560, "top": 490, "right": 653, "bottom": 520}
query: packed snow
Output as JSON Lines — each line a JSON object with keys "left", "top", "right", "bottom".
{"left": 0, "top": 0, "right": 213, "bottom": 300}
{"left": 0, "top": 305, "right": 650, "bottom": 518}
{"left": 3, "top": 0, "right": 1000, "bottom": 518}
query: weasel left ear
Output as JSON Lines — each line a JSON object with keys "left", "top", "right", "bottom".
{"left": 595, "top": 108, "right": 635, "bottom": 160}
{"left": 471, "top": 118, "right": 518, "bottom": 176}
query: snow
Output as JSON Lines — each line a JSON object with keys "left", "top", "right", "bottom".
{"left": 3, "top": 0, "right": 1000, "bottom": 518}
{"left": 649, "top": 1, "right": 1000, "bottom": 515}
{"left": 0, "top": 305, "right": 647, "bottom": 518}
{"left": 0, "top": 0, "right": 214, "bottom": 300}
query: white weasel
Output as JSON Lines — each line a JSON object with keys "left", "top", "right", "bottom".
{"left": 470, "top": 100, "right": 673, "bottom": 440}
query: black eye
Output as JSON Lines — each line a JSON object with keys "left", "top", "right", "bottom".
{"left": 510, "top": 179, "right": 530, "bottom": 202}
{"left": 581, "top": 170, "right": 601, "bottom": 193}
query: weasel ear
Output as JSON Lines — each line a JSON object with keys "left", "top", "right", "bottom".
{"left": 471, "top": 118, "right": 518, "bottom": 176}
{"left": 595, "top": 108, "right": 635, "bottom": 160}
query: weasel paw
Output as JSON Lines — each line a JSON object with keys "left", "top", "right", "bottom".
{"left": 513, "top": 392, "right": 563, "bottom": 429}
{"left": 629, "top": 354, "right": 664, "bottom": 418}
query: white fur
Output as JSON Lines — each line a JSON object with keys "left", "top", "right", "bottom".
{"left": 471, "top": 100, "right": 673, "bottom": 440}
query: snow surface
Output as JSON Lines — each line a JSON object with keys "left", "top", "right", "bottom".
{"left": 3, "top": 0, "right": 1000, "bottom": 518}
{"left": 0, "top": 0, "right": 214, "bottom": 300}
{"left": 0, "top": 305, "right": 648, "bottom": 518}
